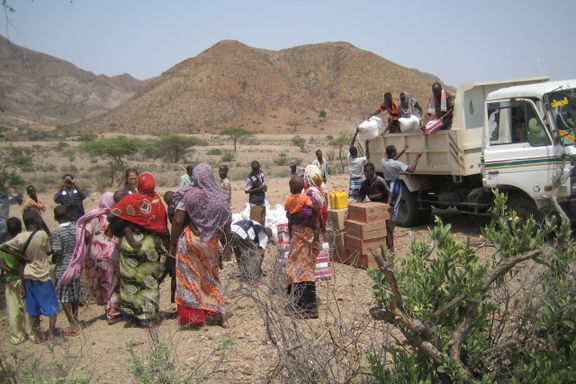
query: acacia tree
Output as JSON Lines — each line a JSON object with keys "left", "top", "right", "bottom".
{"left": 81, "top": 136, "right": 140, "bottom": 186}
{"left": 219, "top": 127, "right": 252, "bottom": 157}
{"left": 367, "top": 190, "right": 575, "bottom": 383}
{"left": 156, "top": 135, "right": 204, "bottom": 163}
{"left": 329, "top": 132, "right": 353, "bottom": 173}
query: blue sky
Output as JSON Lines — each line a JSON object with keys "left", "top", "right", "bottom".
{"left": 2, "top": 0, "right": 574, "bottom": 85}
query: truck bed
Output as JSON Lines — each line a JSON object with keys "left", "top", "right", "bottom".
{"left": 367, "top": 77, "right": 549, "bottom": 178}
{"left": 369, "top": 130, "right": 482, "bottom": 177}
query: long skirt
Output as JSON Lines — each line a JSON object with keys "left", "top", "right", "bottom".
{"left": 118, "top": 234, "right": 165, "bottom": 320}
{"left": 286, "top": 225, "right": 319, "bottom": 313}
{"left": 85, "top": 248, "right": 121, "bottom": 319}
{"left": 175, "top": 227, "right": 225, "bottom": 325}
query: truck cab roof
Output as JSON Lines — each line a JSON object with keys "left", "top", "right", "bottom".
{"left": 486, "top": 78, "right": 576, "bottom": 100}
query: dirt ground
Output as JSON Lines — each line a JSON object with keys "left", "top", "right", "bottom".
{"left": 0, "top": 168, "right": 489, "bottom": 383}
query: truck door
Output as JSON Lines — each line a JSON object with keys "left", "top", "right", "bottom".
{"left": 482, "top": 99, "right": 554, "bottom": 200}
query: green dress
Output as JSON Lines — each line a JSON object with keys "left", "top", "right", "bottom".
{"left": 118, "top": 234, "right": 165, "bottom": 320}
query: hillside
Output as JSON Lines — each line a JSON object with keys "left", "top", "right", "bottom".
{"left": 71, "top": 40, "right": 439, "bottom": 135}
{"left": 0, "top": 35, "right": 145, "bottom": 129}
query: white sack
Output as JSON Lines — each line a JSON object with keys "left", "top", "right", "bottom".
{"left": 399, "top": 115, "right": 421, "bottom": 132}
{"left": 356, "top": 116, "right": 382, "bottom": 152}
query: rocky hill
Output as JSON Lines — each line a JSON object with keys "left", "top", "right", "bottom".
{"left": 71, "top": 40, "right": 440, "bottom": 135}
{"left": 0, "top": 36, "right": 444, "bottom": 135}
{"left": 0, "top": 35, "right": 145, "bottom": 130}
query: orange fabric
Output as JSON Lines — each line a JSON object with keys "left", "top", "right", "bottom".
{"left": 380, "top": 101, "right": 400, "bottom": 120}
{"left": 285, "top": 194, "right": 313, "bottom": 214}
{"left": 286, "top": 225, "right": 320, "bottom": 283}
{"left": 174, "top": 227, "right": 225, "bottom": 317}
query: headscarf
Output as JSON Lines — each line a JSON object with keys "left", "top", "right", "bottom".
{"left": 60, "top": 192, "right": 116, "bottom": 285}
{"left": 303, "top": 164, "right": 328, "bottom": 234}
{"left": 110, "top": 172, "right": 168, "bottom": 234}
{"left": 178, "top": 163, "right": 231, "bottom": 242}
{"left": 400, "top": 92, "right": 417, "bottom": 118}
{"left": 428, "top": 89, "right": 449, "bottom": 115}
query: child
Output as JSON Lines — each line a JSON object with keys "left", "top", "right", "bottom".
{"left": 285, "top": 176, "right": 318, "bottom": 242}
{"left": 0, "top": 209, "right": 59, "bottom": 343}
{"left": 111, "top": 190, "right": 143, "bottom": 249}
{"left": 0, "top": 217, "right": 36, "bottom": 344}
{"left": 52, "top": 205, "right": 80, "bottom": 336}
{"left": 219, "top": 165, "right": 232, "bottom": 206}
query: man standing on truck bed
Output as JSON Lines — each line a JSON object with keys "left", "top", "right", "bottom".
{"left": 368, "top": 92, "right": 401, "bottom": 134}
{"left": 425, "top": 82, "right": 454, "bottom": 129}
{"left": 382, "top": 145, "right": 422, "bottom": 249}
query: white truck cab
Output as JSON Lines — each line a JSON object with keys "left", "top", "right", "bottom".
{"left": 367, "top": 77, "right": 576, "bottom": 226}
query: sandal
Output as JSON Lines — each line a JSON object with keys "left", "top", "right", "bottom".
{"left": 107, "top": 317, "right": 122, "bottom": 325}
{"left": 63, "top": 330, "right": 80, "bottom": 337}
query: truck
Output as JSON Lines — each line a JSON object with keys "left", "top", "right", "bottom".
{"left": 367, "top": 77, "right": 576, "bottom": 227}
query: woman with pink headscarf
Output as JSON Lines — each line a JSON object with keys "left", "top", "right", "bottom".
{"left": 60, "top": 192, "right": 122, "bottom": 324}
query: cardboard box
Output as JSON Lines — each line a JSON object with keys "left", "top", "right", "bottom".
{"left": 344, "top": 234, "right": 387, "bottom": 256}
{"left": 341, "top": 248, "right": 379, "bottom": 269}
{"left": 345, "top": 219, "right": 387, "bottom": 240}
{"left": 347, "top": 202, "right": 390, "bottom": 223}
{"left": 328, "top": 208, "right": 348, "bottom": 231}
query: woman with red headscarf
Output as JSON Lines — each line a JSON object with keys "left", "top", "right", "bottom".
{"left": 109, "top": 172, "right": 169, "bottom": 327}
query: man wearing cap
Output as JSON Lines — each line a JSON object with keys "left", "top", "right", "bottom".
{"left": 289, "top": 160, "right": 305, "bottom": 178}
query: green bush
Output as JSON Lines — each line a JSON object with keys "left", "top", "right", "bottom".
{"left": 367, "top": 190, "right": 575, "bottom": 383}
{"left": 221, "top": 151, "right": 234, "bottom": 162}
{"left": 207, "top": 148, "right": 223, "bottom": 155}
{"left": 273, "top": 152, "right": 288, "bottom": 166}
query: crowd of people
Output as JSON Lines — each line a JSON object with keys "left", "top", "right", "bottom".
{"left": 0, "top": 152, "right": 334, "bottom": 344}
{"left": 0, "top": 81, "right": 451, "bottom": 345}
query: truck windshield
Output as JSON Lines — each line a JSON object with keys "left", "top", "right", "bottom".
{"left": 545, "top": 88, "right": 576, "bottom": 144}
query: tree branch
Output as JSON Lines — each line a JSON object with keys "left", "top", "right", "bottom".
{"left": 433, "top": 249, "right": 542, "bottom": 320}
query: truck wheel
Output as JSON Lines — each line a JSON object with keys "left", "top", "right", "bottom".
{"left": 396, "top": 185, "right": 419, "bottom": 227}
{"left": 418, "top": 203, "right": 432, "bottom": 225}
{"left": 506, "top": 193, "right": 539, "bottom": 223}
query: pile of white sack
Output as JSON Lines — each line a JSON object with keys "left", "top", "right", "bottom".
{"left": 231, "top": 200, "right": 287, "bottom": 242}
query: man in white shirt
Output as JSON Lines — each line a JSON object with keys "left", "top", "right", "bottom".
{"left": 179, "top": 165, "right": 194, "bottom": 188}
{"left": 311, "top": 149, "right": 328, "bottom": 185}
{"left": 230, "top": 219, "right": 273, "bottom": 284}
{"left": 381, "top": 145, "right": 422, "bottom": 223}
{"left": 347, "top": 146, "right": 367, "bottom": 201}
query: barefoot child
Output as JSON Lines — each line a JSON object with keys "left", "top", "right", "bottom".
{"left": 0, "top": 209, "right": 59, "bottom": 343}
{"left": 52, "top": 205, "right": 80, "bottom": 336}
{"left": 285, "top": 176, "right": 318, "bottom": 242}
{"left": 0, "top": 217, "right": 36, "bottom": 344}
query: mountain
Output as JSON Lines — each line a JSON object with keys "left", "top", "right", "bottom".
{"left": 0, "top": 35, "right": 146, "bottom": 129}
{"left": 71, "top": 40, "right": 439, "bottom": 135}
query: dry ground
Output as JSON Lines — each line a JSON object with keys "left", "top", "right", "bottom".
{"left": 0, "top": 135, "right": 491, "bottom": 383}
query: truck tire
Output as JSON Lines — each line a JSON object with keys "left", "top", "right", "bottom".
{"left": 506, "top": 193, "right": 539, "bottom": 223}
{"left": 396, "top": 185, "right": 420, "bottom": 227}
{"left": 417, "top": 202, "right": 432, "bottom": 225}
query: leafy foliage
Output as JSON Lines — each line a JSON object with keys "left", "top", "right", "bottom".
{"left": 368, "top": 190, "right": 574, "bottom": 383}
{"left": 219, "top": 127, "right": 253, "bottom": 155}
{"left": 328, "top": 132, "right": 353, "bottom": 173}
{"left": 155, "top": 135, "right": 205, "bottom": 163}
{"left": 0, "top": 145, "right": 31, "bottom": 193}
{"left": 80, "top": 136, "right": 141, "bottom": 186}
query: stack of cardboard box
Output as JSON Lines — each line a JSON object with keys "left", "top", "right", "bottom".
{"left": 342, "top": 202, "right": 389, "bottom": 268}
